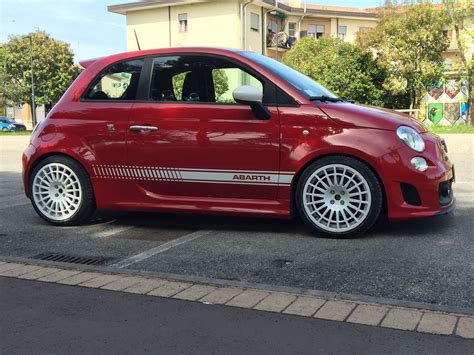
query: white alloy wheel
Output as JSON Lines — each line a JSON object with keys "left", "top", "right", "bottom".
{"left": 302, "top": 164, "right": 372, "bottom": 233}
{"left": 32, "top": 163, "right": 83, "bottom": 221}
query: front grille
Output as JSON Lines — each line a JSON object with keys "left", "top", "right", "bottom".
{"left": 439, "top": 180, "right": 453, "bottom": 206}
{"left": 400, "top": 183, "right": 422, "bottom": 206}
{"left": 32, "top": 253, "right": 109, "bottom": 266}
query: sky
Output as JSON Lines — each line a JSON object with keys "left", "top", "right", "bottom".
{"left": 0, "top": 0, "right": 385, "bottom": 63}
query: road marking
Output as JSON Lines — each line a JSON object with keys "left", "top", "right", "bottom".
{"left": 0, "top": 196, "right": 30, "bottom": 210}
{"left": 93, "top": 225, "right": 136, "bottom": 238}
{"left": 0, "top": 202, "right": 30, "bottom": 210}
{"left": 112, "top": 229, "right": 214, "bottom": 268}
{"left": 57, "top": 219, "right": 117, "bottom": 234}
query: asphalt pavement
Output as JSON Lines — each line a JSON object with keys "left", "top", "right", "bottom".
{"left": 1, "top": 276, "right": 472, "bottom": 355}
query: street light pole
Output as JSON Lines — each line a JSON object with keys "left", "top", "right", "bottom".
{"left": 29, "top": 36, "right": 37, "bottom": 127}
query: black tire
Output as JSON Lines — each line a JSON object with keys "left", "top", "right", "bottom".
{"left": 295, "top": 155, "right": 383, "bottom": 238}
{"left": 29, "top": 155, "right": 95, "bottom": 226}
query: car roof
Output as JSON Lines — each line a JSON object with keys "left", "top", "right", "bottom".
{"left": 79, "top": 47, "right": 243, "bottom": 69}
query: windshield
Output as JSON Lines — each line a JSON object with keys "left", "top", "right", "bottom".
{"left": 241, "top": 51, "right": 337, "bottom": 99}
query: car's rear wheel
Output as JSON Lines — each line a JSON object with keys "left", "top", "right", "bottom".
{"left": 296, "top": 156, "right": 383, "bottom": 238}
{"left": 30, "top": 156, "right": 95, "bottom": 226}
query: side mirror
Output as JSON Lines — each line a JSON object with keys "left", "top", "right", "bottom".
{"left": 233, "top": 86, "right": 271, "bottom": 120}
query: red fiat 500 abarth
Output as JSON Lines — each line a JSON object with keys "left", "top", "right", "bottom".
{"left": 22, "top": 47, "right": 455, "bottom": 238}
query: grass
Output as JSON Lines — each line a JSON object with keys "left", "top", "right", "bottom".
{"left": 427, "top": 124, "right": 474, "bottom": 134}
{"left": 0, "top": 130, "right": 32, "bottom": 136}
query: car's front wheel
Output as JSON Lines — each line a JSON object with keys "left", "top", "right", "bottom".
{"left": 296, "top": 156, "right": 383, "bottom": 238}
{"left": 29, "top": 156, "right": 95, "bottom": 226}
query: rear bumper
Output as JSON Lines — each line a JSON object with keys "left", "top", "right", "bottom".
{"left": 22, "top": 143, "right": 37, "bottom": 198}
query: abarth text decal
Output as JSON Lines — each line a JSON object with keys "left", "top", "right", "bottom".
{"left": 92, "top": 165, "right": 294, "bottom": 186}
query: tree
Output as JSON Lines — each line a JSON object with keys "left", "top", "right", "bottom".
{"left": 282, "top": 36, "right": 385, "bottom": 105}
{"left": 0, "top": 46, "right": 8, "bottom": 115}
{"left": 443, "top": 0, "right": 473, "bottom": 125}
{"left": 357, "top": 1, "right": 449, "bottom": 109}
{"left": 212, "top": 69, "right": 230, "bottom": 101}
{"left": 0, "top": 31, "right": 80, "bottom": 116}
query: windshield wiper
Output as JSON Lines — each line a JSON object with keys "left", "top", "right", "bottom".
{"left": 309, "top": 96, "right": 345, "bottom": 103}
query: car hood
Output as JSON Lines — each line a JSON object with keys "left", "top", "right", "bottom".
{"left": 316, "top": 102, "right": 427, "bottom": 133}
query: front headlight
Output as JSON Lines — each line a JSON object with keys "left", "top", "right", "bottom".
{"left": 397, "top": 126, "right": 425, "bottom": 152}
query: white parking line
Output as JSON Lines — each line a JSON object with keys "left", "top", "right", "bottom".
{"left": 112, "top": 229, "right": 214, "bottom": 268}
{"left": 93, "top": 225, "right": 136, "bottom": 238}
{"left": 0, "top": 200, "right": 30, "bottom": 210}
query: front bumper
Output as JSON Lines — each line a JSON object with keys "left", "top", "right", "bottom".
{"left": 383, "top": 133, "right": 455, "bottom": 221}
{"left": 434, "top": 198, "right": 456, "bottom": 216}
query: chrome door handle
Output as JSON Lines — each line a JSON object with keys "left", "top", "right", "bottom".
{"left": 129, "top": 125, "right": 159, "bottom": 132}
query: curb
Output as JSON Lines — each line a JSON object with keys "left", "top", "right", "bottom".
{"left": 0, "top": 258, "right": 473, "bottom": 339}
{"left": 2, "top": 255, "right": 474, "bottom": 316}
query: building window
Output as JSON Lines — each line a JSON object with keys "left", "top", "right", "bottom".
{"left": 179, "top": 13, "right": 188, "bottom": 33}
{"left": 338, "top": 26, "right": 347, "bottom": 40}
{"left": 288, "top": 22, "right": 296, "bottom": 37}
{"left": 268, "top": 19, "right": 278, "bottom": 34}
{"left": 250, "top": 13, "right": 259, "bottom": 32}
{"left": 308, "top": 24, "right": 325, "bottom": 39}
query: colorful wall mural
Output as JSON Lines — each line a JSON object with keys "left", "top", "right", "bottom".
{"left": 420, "top": 78, "right": 469, "bottom": 126}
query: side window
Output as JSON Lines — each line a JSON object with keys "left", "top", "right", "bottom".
{"left": 212, "top": 68, "right": 263, "bottom": 104}
{"left": 149, "top": 56, "right": 186, "bottom": 102}
{"left": 85, "top": 59, "right": 144, "bottom": 101}
{"left": 149, "top": 55, "right": 265, "bottom": 105}
{"left": 171, "top": 71, "right": 190, "bottom": 101}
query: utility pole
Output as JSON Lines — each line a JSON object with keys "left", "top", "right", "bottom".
{"left": 29, "top": 36, "right": 37, "bottom": 127}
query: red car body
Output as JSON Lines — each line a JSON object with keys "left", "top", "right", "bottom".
{"left": 22, "top": 47, "right": 454, "bottom": 224}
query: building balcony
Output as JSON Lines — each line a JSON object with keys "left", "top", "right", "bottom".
{"left": 266, "top": 32, "right": 297, "bottom": 49}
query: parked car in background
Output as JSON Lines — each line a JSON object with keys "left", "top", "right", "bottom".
{"left": 0, "top": 117, "right": 27, "bottom": 131}
{"left": 22, "top": 48, "right": 455, "bottom": 238}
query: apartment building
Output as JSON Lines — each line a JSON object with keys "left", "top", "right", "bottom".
{"left": 108, "top": 0, "right": 379, "bottom": 61}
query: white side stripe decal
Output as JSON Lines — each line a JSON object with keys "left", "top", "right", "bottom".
{"left": 92, "top": 165, "right": 295, "bottom": 187}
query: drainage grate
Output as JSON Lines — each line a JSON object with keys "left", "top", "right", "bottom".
{"left": 32, "top": 253, "right": 109, "bottom": 266}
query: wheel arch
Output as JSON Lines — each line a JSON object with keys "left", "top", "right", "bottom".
{"left": 289, "top": 153, "right": 388, "bottom": 218}
{"left": 26, "top": 152, "right": 95, "bottom": 199}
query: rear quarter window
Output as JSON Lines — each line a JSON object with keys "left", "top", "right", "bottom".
{"left": 84, "top": 59, "right": 144, "bottom": 101}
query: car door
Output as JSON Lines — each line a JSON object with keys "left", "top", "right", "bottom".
{"left": 126, "top": 54, "right": 281, "bottom": 200}
{"left": 75, "top": 58, "right": 145, "bottom": 205}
